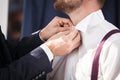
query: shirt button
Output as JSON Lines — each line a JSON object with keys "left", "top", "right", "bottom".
{"left": 42, "top": 71, "right": 45, "bottom": 75}
{"left": 39, "top": 74, "right": 42, "bottom": 77}
{"left": 35, "top": 76, "right": 39, "bottom": 79}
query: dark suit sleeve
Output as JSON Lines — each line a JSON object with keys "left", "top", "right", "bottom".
{"left": 7, "top": 32, "right": 44, "bottom": 59}
{"left": 0, "top": 47, "right": 52, "bottom": 80}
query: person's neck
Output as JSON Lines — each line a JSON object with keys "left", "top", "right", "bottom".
{"left": 67, "top": 5, "right": 100, "bottom": 25}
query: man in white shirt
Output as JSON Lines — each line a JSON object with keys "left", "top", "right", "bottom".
{"left": 47, "top": 0, "right": 120, "bottom": 80}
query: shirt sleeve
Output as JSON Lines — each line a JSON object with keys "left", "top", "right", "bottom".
{"left": 32, "top": 30, "right": 54, "bottom": 61}
{"left": 101, "top": 40, "right": 120, "bottom": 80}
{"left": 40, "top": 44, "right": 54, "bottom": 62}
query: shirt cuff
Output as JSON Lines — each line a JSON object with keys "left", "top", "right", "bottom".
{"left": 40, "top": 44, "right": 54, "bottom": 62}
{"left": 32, "top": 30, "right": 45, "bottom": 42}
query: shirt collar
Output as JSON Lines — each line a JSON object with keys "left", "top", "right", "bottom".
{"left": 75, "top": 9, "right": 105, "bottom": 33}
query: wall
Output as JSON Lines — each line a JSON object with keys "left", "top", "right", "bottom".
{"left": 0, "top": 0, "right": 9, "bottom": 38}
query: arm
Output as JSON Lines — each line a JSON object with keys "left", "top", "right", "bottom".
{"left": 10, "top": 16, "right": 73, "bottom": 59}
{"left": 0, "top": 47, "right": 52, "bottom": 80}
{"left": 102, "top": 40, "right": 120, "bottom": 80}
{"left": 0, "top": 28, "right": 81, "bottom": 80}
{"left": 14, "top": 32, "right": 44, "bottom": 59}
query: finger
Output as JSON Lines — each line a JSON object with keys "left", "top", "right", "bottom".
{"left": 72, "top": 32, "right": 81, "bottom": 48}
{"left": 73, "top": 31, "right": 81, "bottom": 41}
{"left": 58, "top": 21, "right": 73, "bottom": 27}
{"left": 47, "top": 31, "right": 70, "bottom": 41}
{"left": 58, "top": 30, "right": 71, "bottom": 36}
{"left": 57, "top": 17, "right": 73, "bottom": 26}
{"left": 56, "top": 30, "right": 71, "bottom": 37}
{"left": 67, "top": 29, "right": 79, "bottom": 40}
{"left": 61, "top": 19, "right": 73, "bottom": 27}
{"left": 61, "top": 30, "right": 71, "bottom": 35}
{"left": 58, "top": 27, "right": 71, "bottom": 32}
{"left": 64, "top": 23, "right": 72, "bottom": 27}
{"left": 58, "top": 21, "right": 64, "bottom": 27}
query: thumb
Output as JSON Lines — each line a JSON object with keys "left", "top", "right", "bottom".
{"left": 67, "top": 29, "right": 79, "bottom": 40}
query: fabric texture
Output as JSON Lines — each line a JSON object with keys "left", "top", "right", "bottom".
{"left": 91, "top": 29, "right": 120, "bottom": 80}
{"left": 47, "top": 10, "right": 120, "bottom": 80}
{"left": 0, "top": 27, "right": 52, "bottom": 80}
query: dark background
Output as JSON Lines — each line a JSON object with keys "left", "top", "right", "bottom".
{"left": 8, "top": 0, "right": 120, "bottom": 40}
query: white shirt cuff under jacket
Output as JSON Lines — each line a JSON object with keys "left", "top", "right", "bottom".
{"left": 40, "top": 44, "right": 54, "bottom": 62}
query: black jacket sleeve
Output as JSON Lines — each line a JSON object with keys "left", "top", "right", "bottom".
{"left": 0, "top": 47, "right": 52, "bottom": 80}
{"left": 0, "top": 29, "right": 52, "bottom": 80}
{"left": 7, "top": 33, "right": 44, "bottom": 59}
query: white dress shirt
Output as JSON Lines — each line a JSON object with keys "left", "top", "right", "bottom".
{"left": 47, "top": 10, "right": 120, "bottom": 80}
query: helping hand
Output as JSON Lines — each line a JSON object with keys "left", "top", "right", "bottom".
{"left": 45, "top": 28, "right": 81, "bottom": 56}
{"left": 39, "top": 16, "right": 73, "bottom": 41}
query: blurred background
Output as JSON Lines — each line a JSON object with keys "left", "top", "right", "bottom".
{"left": 8, "top": 0, "right": 23, "bottom": 41}
{"left": 0, "top": 0, "right": 120, "bottom": 41}
{"left": 7, "top": 0, "right": 68, "bottom": 41}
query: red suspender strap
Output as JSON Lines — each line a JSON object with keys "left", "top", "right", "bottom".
{"left": 91, "top": 29, "right": 120, "bottom": 80}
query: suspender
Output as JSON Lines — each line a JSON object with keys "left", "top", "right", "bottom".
{"left": 91, "top": 29, "right": 120, "bottom": 80}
